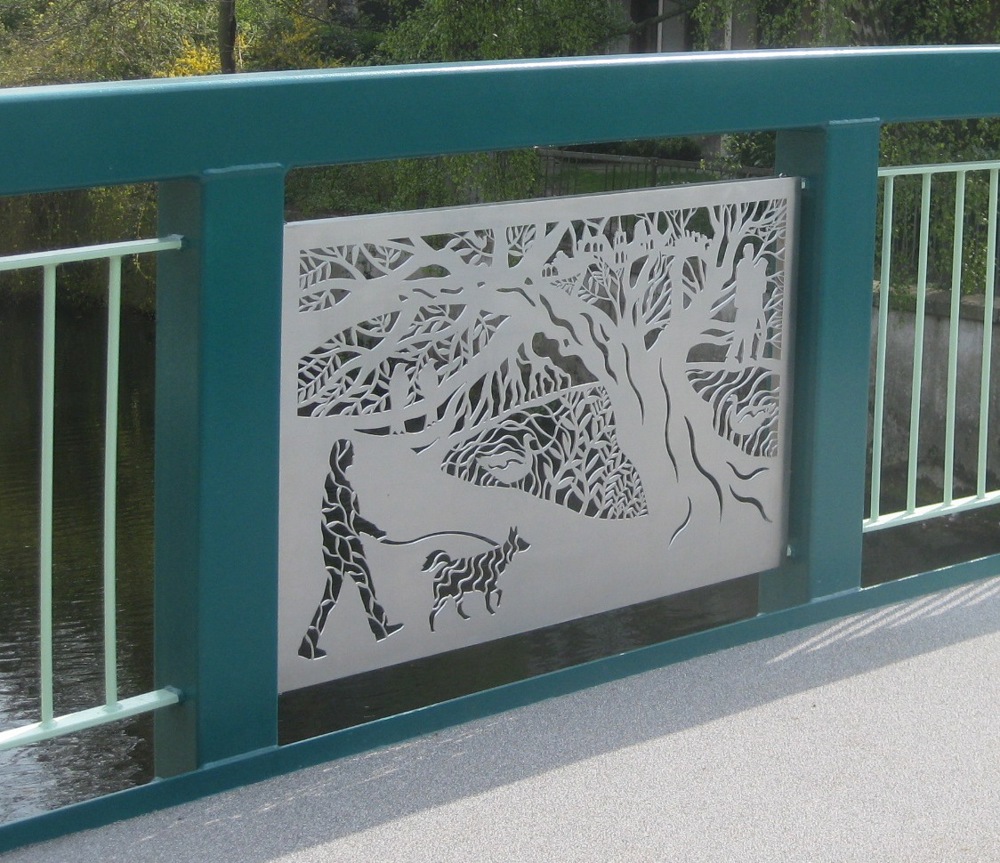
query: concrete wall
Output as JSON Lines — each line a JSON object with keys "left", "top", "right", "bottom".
{"left": 870, "top": 293, "right": 1000, "bottom": 492}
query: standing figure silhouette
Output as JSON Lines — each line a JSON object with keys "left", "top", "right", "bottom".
{"left": 726, "top": 244, "right": 768, "bottom": 368}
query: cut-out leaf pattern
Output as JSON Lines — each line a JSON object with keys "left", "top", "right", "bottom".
{"left": 298, "top": 306, "right": 508, "bottom": 418}
{"left": 442, "top": 384, "right": 647, "bottom": 519}
{"left": 299, "top": 242, "right": 417, "bottom": 311}
{"left": 295, "top": 190, "right": 790, "bottom": 521}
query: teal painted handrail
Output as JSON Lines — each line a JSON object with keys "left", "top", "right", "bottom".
{"left": 2, "top": 47, "right": 1000, "bottom": 851}
{"left": 2, "top": 47, "right": 1000, "bottom": 194}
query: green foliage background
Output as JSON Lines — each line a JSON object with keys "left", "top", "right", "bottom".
{"left": 0, "top": 0, "right": 627, "bottom": 309}
{"left": 692, "top": 0, "right": 1000, "bottom": 295}
{"left": 2, "top": 0, "right": 999, "bottom": 308}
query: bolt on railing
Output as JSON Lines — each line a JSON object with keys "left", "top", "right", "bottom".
{"left": 0, "top": 236, "right": 183, "bottom": 751}
{"left": 867, "top": 161, "right": 1000, "bottom": 531}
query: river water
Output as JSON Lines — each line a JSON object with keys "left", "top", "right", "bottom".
{"left": 2, "top": 289, "right": 998, "bottom": 824}
{"left": 0, "top": 294, "right": 155, "bottom": 822}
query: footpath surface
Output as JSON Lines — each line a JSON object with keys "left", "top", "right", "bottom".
{"left": 6, "top": 575, "right": 1000, "bottom": 863}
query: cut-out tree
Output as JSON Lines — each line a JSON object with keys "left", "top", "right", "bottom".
{"left": 296, "top": 194, "right": 789, "bottom": 550}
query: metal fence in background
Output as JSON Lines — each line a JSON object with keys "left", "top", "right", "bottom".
{"left": 535, "top": 147, "right": 771, "bottom": 197}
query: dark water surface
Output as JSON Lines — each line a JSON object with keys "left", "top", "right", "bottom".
{"left": 0, "top": 295, "right": 155, "bottom": 822}
{"left": 279, "top": 576, "right": 759, "bottom": 743}
{"left": 1, "top": 290, "right": 998, "bottom": 824}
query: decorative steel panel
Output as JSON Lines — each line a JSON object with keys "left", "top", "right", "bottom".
{"left": 280, "top": 179, "right": 797, "bottom": 691}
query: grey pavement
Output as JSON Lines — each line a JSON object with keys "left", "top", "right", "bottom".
{"left": 6, "top": 575, "right": 1000, "bottom": 863}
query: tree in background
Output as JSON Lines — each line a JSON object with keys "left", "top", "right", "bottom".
{"left": 286, "top": 0, "right": 629, "bottom": 217}
{"left": 219, "top": 0, "right": 238, "bottom": 72}
{"left": 3, "top": 0, "right": 999, "bottom": 303}
{"left": 0, "top": 0, "right": 214, "bottom": 85}
{"left": 376, "top": 0, "right": 627, "bottom": 62}
{"left": 0, "top": 1, "right": 219, "bottom": 309}
{"left": 688, "top": 0, "right": 1000, "bottom": 293}
{"left": 0, "top": 0, "right": 630, "bottom": 307}
{"left": 688, "top": 0, "right": 1000, "bottom": 165}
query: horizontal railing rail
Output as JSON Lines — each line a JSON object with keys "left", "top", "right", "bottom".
{"left": 0, "top": 237, "right": 183, "bottom": 753}
{"left": 5, "top": 47, "right": 1000, "bottom": 195}
{"left": 868, "top": 161, "right": 999, "bottom": 530}
{"left": 0, "top": 236, "right": 184, "bottom": 272}
{"left": 535, "top": 147, "right": 772, "bottom": 196}
{"left": 878, "top": 159, "right": 1000, "bottom": 178}
{"left": 3, "top": 46, "right": 1000, "bottom": 851}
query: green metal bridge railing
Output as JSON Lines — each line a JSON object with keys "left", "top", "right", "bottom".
{"left": 0, "top": 238, "right": 183, "bottom": 753}
{"left": 869, "top": 160, "right": 1000, "bottom": 530}
{"left": 2, "top": 46, "right": 1000, "bottom": 851}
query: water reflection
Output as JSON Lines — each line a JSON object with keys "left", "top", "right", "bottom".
{"left": 280, "top": 576, "right": 758, "bottom": 742}
{"left": 0, "top": 294, "right": 154, "bottom": 822}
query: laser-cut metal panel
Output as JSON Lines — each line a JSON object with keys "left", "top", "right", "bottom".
{"left": 280, "top": 179, "right": 798, "bottom": 690}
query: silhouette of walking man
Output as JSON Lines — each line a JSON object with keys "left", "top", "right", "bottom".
{"left": 298, "top": 438, "right": 402, "bottom": 659}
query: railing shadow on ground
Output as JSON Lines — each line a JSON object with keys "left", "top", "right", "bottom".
{"left": 5, "top": 574, "right": 999, "bottom": 863}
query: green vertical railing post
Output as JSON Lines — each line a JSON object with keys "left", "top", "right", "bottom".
{"left": 154, "top": 166, "right": 285, "bottom": 776}
{"left": 760, "top": 120, "right": 881, "bottom": 611}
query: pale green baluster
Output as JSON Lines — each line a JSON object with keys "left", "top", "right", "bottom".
{"left": 870, "top": 174, "right": 894, "bottom": 524}
{"left": 104, "top": 256, "right": 122, "bottom": 706}
{"left": 978, "top": 170, "right": 998, "bottom": 500}
{"left": 0, "top": 236, "right": 183, "bottom": 751}
{"left": 40, "top": 264, "right": 56, "bottom": 724}
{"left": 943, "top": 170, "right": 966, "bottom": 506}
{"left": 907, "top": 172, "right": 932, "bottom": 515}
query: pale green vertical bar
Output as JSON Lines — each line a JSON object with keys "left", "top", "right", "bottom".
{"left": 979, "top": 169, "right": 998, "bottom": 498}
{"left": 103, "top": 256, "right": 122, "bottom": 706}
{"left": 943, "top": 171, "right": 966, "bottom": 506}
{"left": 870, "top": 175, "right": 894, "bottom": 521}
{"left": 40, "top": 264, "right": 56, "bottom": 724}
{"left": 907, "top": 173, "right": 932, "bottom": 513}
